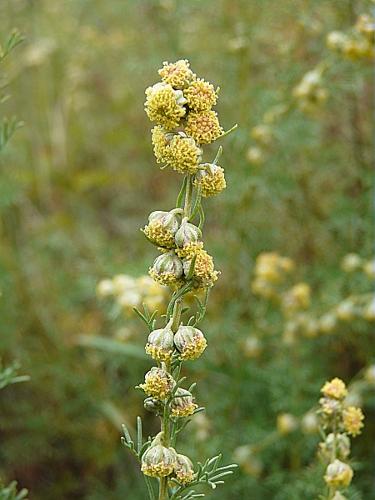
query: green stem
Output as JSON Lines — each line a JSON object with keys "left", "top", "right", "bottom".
{"left": 184, "top": 175, "right": 193, "bottom": 218}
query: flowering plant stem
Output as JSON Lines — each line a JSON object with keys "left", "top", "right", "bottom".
{"left": 122, "top": 59, "right": 237, "bottom": 500}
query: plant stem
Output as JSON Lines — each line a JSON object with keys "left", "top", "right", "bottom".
{"left": 184, "top": 175, "right": 193, "bottom": 218}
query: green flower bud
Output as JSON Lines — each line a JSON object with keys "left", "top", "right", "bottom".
{"left": 145, "top": 320, "right": 175, "bottom": 361}
{"left": 141, "top": 443, "right": 177, "bottom": 478}
{"left": 174, "top": 453, "right": 195, "bottom": 485}
{"left": 175, "top": 217, "right": 202, "bottom": 247}
{"left": 174, "top": 325, "right": 207, "bottom": 360}
{"left": 149, "top": 251, "right": 183, "bottom": 287}
{"left": 170, "top": 388, "right": 198, "bottom": 417}
{"left": 139, "top": 367, "right": 175, "bottom": 400}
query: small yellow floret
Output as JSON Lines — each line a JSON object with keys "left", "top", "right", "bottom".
{"left": 185, "top": 110, "right": 223, "bottom": 145}
{"left": 145, "top": 83, "right": 186, "bottom": 130}
{"left": 158, "top": 59, "right": 195, "bottom": 89}
{"left": 343, "top": 406, "right": 364, "bottom": 436}
{"left": 194, "top": 166, "right": 226, "bottom": 197}
{"left": 321, "top": 378, "right": 347, "bottom": 400}
{"left": 184, "top": 78, "right": 218, "bottom": 111}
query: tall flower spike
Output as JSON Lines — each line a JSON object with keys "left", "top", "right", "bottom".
{"left": 124, "top": 60, "right": 237, "bottom": 499}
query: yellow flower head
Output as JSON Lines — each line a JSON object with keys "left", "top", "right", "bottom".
{"left": 149, "top": 251, "right": 183, "bottom": 287}
{"left": 321, "top": 378, "right": 347, "bottom": 400}
{"left": 140, "top": 367, "right": 175, "bottom": 400}
{"left": 151, "top": 125, "right": 171, "bottom": 163}
{"left": 343, "top": 406, "right": 364, "bottom": 437}
{"left": 170, "top": 388, "right": 198, "bottom": 417}
{"left": 178, "top": 243, "right": 219, "bottom": 289}
{"left": 167, "top": 133, "right": 202, "bottom": 174}
{"left": 194, "top": 164, "right": 226, "bottom": 197}
{"left": 174, "top": 325, "right": 207, "bottom": 360}
{"left": 174, "top": 453, "right": 195, "bottom": 485}
{"left": 324, "top": 459, "right": 353, "bottom": 489}
{"left": 158, "top": 59, "right": 195, "bottom": 89}
{"left": 141, "top": 443, "right": 176, "bottom": 478}
{"left": 184, "top": 78, "right": 218, "bottom": 112}
{"left": 145, "top": 82, "right": 187, "bottom": 130}
{"left": 143, "top": 221, "right": 176, "bottom": 248}
{"left": 185, "top": 110, "right": 223, "bottom": 145}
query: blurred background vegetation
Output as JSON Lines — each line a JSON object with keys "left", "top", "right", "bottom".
{"left": 0, "top": 0, "right": 374, "bottom": 498}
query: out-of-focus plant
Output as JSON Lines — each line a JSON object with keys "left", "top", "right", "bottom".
{"left": 318, "top": 378, "right": 364, "bottom": 499}
{"left": 0, "top": 31, "right": 24, "bottom": 153}
{"left": 121, "top": 60, "right": 237, "bottom": 500}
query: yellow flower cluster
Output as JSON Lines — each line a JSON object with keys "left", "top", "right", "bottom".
{"left": 193, "top": 164, "right": 226, "bottom": 197}
{"left": 327, "top": 13, "right": 375, "bottom": 61}
{"left": 145, "top": 60, "right": 225, "bottom": 177}
{"left": 140, "top": 367, "right": 175, "bottom": 400}
{"left": 321, "top": 377, "right": 348, "bottom": 400}
{"left": 96, "top": 274, "right": 167, "bottom": 315}
{"left": 185, "top": 110, "right": 223, "bottom": 145}
{"left": 343, "top": 406, "right": 364, "bottom": 437}
{"left": 158, "top": 59, "right": 195, "bottom": 89}
{"left": 143, "top": 220, "right": 176, "bottom": 248}
{"left": 152, "top": 127, "right": 202, "bottom": 174}
{"left": 317, "top": 378, "right": 364, "bottom": 496}
{"left": 176, "top": 242, "right": 219, "bottom": 289}
{"left": 145, "top": 82, "right": 187, "bottom": 130}
{"left": 184, "top": 78, "right": 218, "bottom": 111}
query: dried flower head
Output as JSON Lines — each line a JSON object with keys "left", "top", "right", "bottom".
{"left": 174, "top": 325, "right": 207, "bottom": 360}
{"left": 185, "top": 110, "right": 223, "bottom": 144}
{"left": 145, "top": 82, "right": 187, "bottom": 130}
{"left": 194, "top": 164, "right": 226, "bottom": 197}
{"left": 158, "top": 59, "right": 195, "bottom": 89}
{"left": 343, "top": 406, "right": 364, "bottom": 437}
{"left": 321, "top": 378, "right": 348, "bottom": 400}
{"left": 184, "top": 78, "right": 218, "bottom": 111}
{"left": 140, "top": 367, "right": 175, "bottom": 400}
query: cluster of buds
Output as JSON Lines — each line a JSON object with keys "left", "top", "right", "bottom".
{"left": 292, "top": 67, "right": 328, "bottom": 113}
{"left": 327, "top": 14, "right": 375, "bottom": 61}
{"left": 121, "top": 61, "right": 237, "bottom": 499}
{"left": 317, "top": 378, "right": 365, "bottom": 498}
{"left": 96, "top": 273, "right": 168, "bottom": 314}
